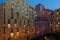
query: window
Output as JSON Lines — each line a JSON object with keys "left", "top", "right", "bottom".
{"left": 8, "top": 24, "right": 11, "bottom": 28}
{"left": 8, "top": 19, "right": 10, "bottom": 24}
{"left": 11, "top": 33, "right": 13, "bottom": 37}
{"left": 32, "top": 12, "right": 34, "bottom": 19}
{"left": 11, "top": 28, "right": 13, "bottom": 33}
{"left": 26, "top": 4, "right": 28, "bottom": 16}
{"left": 20, "top": 19, "right": 21, "bottom": 26}
{"left": 22, "top": 0, "right": 24, "bottom": 14}
{"left": 27, "top": 19, "right": 30, "bottom": 26}
{"left": 17, "top": 27, "right": 18, "bottom": 32}
{"left": 3, "top": 3, "right": 6, "bottom": 24}
{"left": 14, "top": 19, "right": 17, "bottom": 23}
{"left": 11, "top": 0, "right": 14, "bottom": 19}
{"left": 16, "top": 2, "right": 20, "bottom": 19}
{"left": 3, "top": 27, "right": 5, "bottom": 34}
{"left": 11, "top": 8, "right": 14, "bottom": 19}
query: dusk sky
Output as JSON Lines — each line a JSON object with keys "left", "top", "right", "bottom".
{"left": 0, "top": 0, "right": 60, "bottom": 10}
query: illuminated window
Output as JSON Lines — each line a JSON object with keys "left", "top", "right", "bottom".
{"left": 11, "top": 33, "right": 13, "bottom": 37}
{"left": 8, "top": 24, "right": 11, "bottom": 28}
{"left": 14, "top": 24, "right": 17, "bottom": 27}
{"left": 17, "top": 32, "right": 19, "bottom": 36}
{"left": 58, "top": 22, "right": 60, "bottom": 24}
{"left": 11, "top": 28, "right": 13, "bottom": 37}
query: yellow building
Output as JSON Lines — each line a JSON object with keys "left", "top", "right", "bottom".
{"left": 1, "top": 0, "right": 35, "bottom": 40}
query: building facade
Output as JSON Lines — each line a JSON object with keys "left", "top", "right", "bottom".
{"left": 1, "top": 0, "right": 35, "bottom": 40}
{"left": 34, "top": 4, "right": 52, "bottom": 35}
{"left": 50, "top": 9, "right": 60, "bottom": 32}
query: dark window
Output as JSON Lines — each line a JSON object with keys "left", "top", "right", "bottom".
{"left": 14, "top": 19, "right": 17, "bottom": 23}
{"left": 11, "top": 28, "right": 13, "bottom": 33}
{"left": 16, "top": 12, "right": 19, "bottom": 19}
{"left": 3, "top": 27, "right": 5, "bottom": 34}
{"left": 17, "top": 27, "right": 18, "bottom": 32}
{"left": 27, "top": 19, "right": 30, "bottom": 26}
{"left": 11, "top": 8, "right": 14, "bottom": 19}
{"left": 20, "top": 19, "right": 21, "bottom": 26}
{"left": 3, "top": 3, "right": 6, "bottom": 24}
{"left": 8, "top": 37, "right": 10, "bottom": 40}
{"left": 8, "top": 19, "right": 10, "bottom": 24}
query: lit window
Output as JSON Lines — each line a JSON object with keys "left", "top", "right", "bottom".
{"left": 8, "top": 24, "right": 11, "bottom": 28}
{"left": 24, "top": 25, "right": 26, "bottom": 27}
{"left": 56, "top": 12, "right": 59, "bottom": 15}
{"left": 14, "top": 24, "right": 17, "bottom": 27}
{"left": 11, "top": 0, "right": 14, "bottom": 8}
{"left": 58, "top": 22, "right": 60, "bottom": 24}
{"left": 17, "top": 32, "right": 19, "bottom": 36}
{"left": 56, "top": 25, "right": 58, "bottom": 27}
{"left": 11, "top": 33, "right": 13, "bottom": 37}
{"left": 26, "top": 4, "right": 28, "bottom": 16}
{"left": 11, "top": 5, "right": 14, "bottom": 8}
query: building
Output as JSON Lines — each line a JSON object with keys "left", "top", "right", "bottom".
{"left": 50, "top": 9, "right": 60, "bottom": 32}
{"left": 34, "top": 4, "right": 53, "bottom": 35}
{"left": 1, "top": 0, "right": 35, "bottom": 40}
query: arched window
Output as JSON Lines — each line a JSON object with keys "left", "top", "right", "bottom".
{"left": 11, "top": 0, "right": 14, "bottom": 19}
{"left": 16, "top": 2, "right": 20, "bottom": 19}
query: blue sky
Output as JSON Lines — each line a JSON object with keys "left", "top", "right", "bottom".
{"left": 0, "top": 0, "right": 60, "bottom": 10}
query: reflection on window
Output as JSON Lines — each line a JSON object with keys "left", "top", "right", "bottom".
{"left": 22, "top": 0, "right": 24, "bottom": 14}
{"left": 16, "top": 2, "right": 19, "bottom": 19}
{"left": 26, "top": 4, "right": 28, "bottom": 16}
{"left": 11, "top": 0, "right": 14, "bottom": 19}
